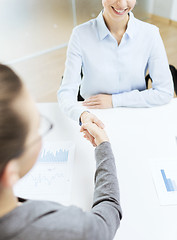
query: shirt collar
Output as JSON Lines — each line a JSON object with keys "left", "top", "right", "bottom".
{"left": 96, "top": 11, "right": 110, "bottom": 40}
{"left": 96, "top": 11, "right": 135, "bottom": 41}
{"left": 126, "top": 11, "right": 135, "bottom": 39}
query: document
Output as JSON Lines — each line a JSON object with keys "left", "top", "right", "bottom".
{"left": 13, "top": 141, "right": 75, "bottom": 205}
{"left": 151, "top": 160, "right": 177, "bottom": 206}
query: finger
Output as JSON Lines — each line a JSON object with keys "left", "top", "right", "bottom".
{"left": 82, "top": 128, "right": 92, "bottom": 138}
{"left": 82, "top": 101, "right": 100, "bottom": 106}
{"left": 86, "top": 105, "right": 101, "bottom": 109}
{"left": 93, "top": 117, "right": 105, "bottom": 129}
{"left": 83, "top": 128, "right": 96, "bottom": 143}
{"left": 83, "top": 131, "right": 91, "bottom": 139}
{"left": 84, "top": 131, "right": 95, "bottom": 145}
{"left": 80, "top": 125, "right": 85, "bottom": 132}
{"left": 84, "top": 135, "right": 90, "bottom": 141}
{"left": 81, "top": 125, "right": 98, "bottom": 146}
{"left": 82, "top": 117, "right": 104, "bottom": 129}
{"left": 80, "top": 124, "right": 90, "bottom": 132}
{"left": 84, "top": 96, "right": 99, "bottom": 102}
{"left": 84, "top": 130, "right": 94, "bottom": 140}
{"left": 80, "top": 124, "right": 90, "bottom": 133}
{"left": 87, "top": 104, "right": 108, "bottom": 110}
{"left": 82, "top": 123, "right": 99, "bottom": 138}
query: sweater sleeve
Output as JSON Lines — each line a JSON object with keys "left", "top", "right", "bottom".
{"left": 4, "top": 142, "right": 122, "bottom": 240}
{"left": 82, "top": 141, "right": 122, "bottom": 240}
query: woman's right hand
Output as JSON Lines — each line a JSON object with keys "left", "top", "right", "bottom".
{"left": 80, "top": 111, "right": 104, "bottom": 129}
{"left": 80, "top": 122, "right": 109, "bottom": 147}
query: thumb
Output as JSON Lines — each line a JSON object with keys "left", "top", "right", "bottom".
{"left": 81, "top": 123, "right": 97, "bottom": 137}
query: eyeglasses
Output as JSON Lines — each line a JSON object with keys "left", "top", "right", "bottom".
{"left": 38, "top": 115, "right": 53, "bottom": 140}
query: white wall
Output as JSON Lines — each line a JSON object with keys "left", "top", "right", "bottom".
{"left": 147, "top": 0, "right": 154, "bottom": 14}
{"left": 153, "top": 0, "right": 173, "bottom": 19}
{"left": 171, "top": 0, "right": 177, "bottom": 21}
{"left": 133, "top": 0, "right": 151, "bottom": 19}
{"left": 149, "top": 0, "right": 177, "bottom": 21}
{"left": 135, "top": 0, "right": 151, "bottom": 13}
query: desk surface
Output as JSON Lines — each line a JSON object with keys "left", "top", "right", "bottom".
{"left": 37, "top": 99, "right": 177, "bottom": 240}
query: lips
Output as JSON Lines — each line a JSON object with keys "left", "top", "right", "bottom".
{"left": 112, "top": 6, "right": 128, "bottom": 15}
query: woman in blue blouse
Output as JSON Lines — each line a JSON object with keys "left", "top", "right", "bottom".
{"left": 58, "top": 0, "right": 174, "bottom": 125}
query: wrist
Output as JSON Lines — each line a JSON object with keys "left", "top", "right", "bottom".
{"left": 96, "top": 137, "right": 109, "bottom": 146}
{"left": 96, "top": 140, "right": 109, "bottom": 147}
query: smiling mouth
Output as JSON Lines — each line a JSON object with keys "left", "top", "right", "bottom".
{"left": 112, "top": 6, "right": 128, "bottom": 15}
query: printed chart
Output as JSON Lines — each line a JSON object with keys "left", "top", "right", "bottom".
{"left": 14, "top": 141, "right": 75, "bottom": 205}
{"left": 151, "top": 161, "right": 177, "bottom": 205}
{"left": 160, "top": 169, "right": 177, "bottom": 192}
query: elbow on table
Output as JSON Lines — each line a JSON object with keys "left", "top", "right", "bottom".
{"left": 158, "top": 88, "right": 174, "bottom": 106}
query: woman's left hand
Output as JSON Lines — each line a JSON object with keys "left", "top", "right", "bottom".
{"left": 82, "top": 94, "right": 113, "bottom": 109}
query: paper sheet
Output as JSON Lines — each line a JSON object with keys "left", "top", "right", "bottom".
{"left": 13, "top": 141, "right": 75, "bottom": 205}
{"left": 151, "top": 160, "right": 177, "bottom": 206}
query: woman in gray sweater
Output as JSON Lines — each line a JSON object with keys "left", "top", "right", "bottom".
{"left": 0, "top": 64, "right": 122, "bottom": 240}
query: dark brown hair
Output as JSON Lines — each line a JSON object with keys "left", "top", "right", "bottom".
{"left": 0, "top": 64, "right": 28, "bottom": 176}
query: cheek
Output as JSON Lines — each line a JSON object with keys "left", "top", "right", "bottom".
{"left": 129, "top": 0, "right": 136, "bottom": 10}
{"left": 32, "top": 140, "right": 42, "bottom": 164}
{"left": 21, "top": 140, "right": 42, "bottom": 177}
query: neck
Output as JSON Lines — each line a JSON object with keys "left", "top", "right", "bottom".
{"left": 0, "top": 187, "right": 18, "bottom": 217}
{"left": 103, "top": 11, "right": 129, "bottom": 35}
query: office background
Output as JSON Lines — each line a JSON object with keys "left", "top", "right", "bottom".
{"left": 0, "top": 0, "right": 177, "bottom": 101}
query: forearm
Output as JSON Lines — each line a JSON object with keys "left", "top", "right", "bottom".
{"left": 112, "top": 86, "right": 173, "bottom": 108}
{"left": 89, "top": 142, "right": 122, "bottom": 239}
{"left": 93, "top": 142, "right": 120, "bottom": 207}
{"left": 57, "top": 89, "right": 87, "bottom": 121}
{"left": 57, "top": 26, "right": 87, "bottom": 121}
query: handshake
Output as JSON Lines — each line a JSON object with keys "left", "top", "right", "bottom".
{"left": 80, "top": 111, "right": 109, "bottom": 147}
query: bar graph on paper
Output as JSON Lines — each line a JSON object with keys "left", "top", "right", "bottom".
{"left": 151, "top": 161, "right": 177, "bottom": 205}
{"left": 39, "top": 149, "right": 69, "bottom": 163}
{"left": 14, "top": 141, "right": 75, "bottom": 205}
{"left": 161, "top": 169, "right": 177, "bottom": 192}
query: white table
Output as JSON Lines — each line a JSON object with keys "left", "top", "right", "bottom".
{"left": 37, "top": 99, "right": 177, "bottom": 240}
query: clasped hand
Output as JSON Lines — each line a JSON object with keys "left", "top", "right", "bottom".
{"left": 80, "top": 112, "right": 108, "bottom": 147}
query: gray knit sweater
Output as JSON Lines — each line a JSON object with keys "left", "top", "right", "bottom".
{"left": 0, "top": 142, "right": 122, "bottom": 240}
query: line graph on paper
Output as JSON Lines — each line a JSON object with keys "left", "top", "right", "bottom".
{"left": 14, "top": 141, "right": 75, "bottom": 205}
{"left": 23, "top": 164, "right": 66, "bottom": 188}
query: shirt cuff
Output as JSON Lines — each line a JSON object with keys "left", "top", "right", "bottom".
{"left": 112, "top": 94, "right": 122, "bottom": 108}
